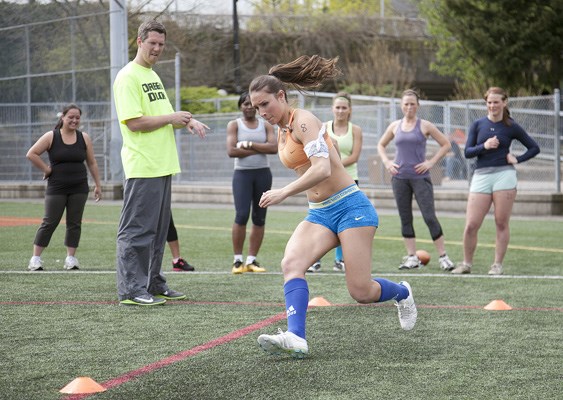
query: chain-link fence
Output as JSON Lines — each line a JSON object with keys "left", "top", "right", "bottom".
{"left": 1, "top": 8, "right": 561, "bottom": 193}
{"left": 2, "top": 90, "right": 561, "bottom": 192}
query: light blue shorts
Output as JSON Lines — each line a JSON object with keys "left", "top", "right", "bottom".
{"left": 305, "top": 184, "right": 379, "bottom": 234}
{"left": 470, "top": 169, "right": 517, "bottom": 194}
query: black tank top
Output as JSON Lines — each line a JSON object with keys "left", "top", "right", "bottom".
{"left": 46, "top": 128, "right": 89, "bottom": 195}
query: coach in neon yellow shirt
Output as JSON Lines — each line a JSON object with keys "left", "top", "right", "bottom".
{"left": 113, "top": 20, "right": 208, "bottom": 306}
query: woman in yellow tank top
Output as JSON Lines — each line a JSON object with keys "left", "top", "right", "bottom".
{"left": 309, "top": 91, "right": 363, "bottom": 273}
{"left": 249, "top": 55, "right": 417, "bottom": 359}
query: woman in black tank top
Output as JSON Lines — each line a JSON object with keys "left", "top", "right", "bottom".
{"left": 25, "top": 104, "right": 102, "bottom": 271}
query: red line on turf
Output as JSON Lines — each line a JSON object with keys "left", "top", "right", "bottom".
{"left": 64, "top": 312, "right": 286, "bottom": 399}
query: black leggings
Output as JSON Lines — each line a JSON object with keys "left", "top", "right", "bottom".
{"left": 34, "top": 192, "right": 88, "bottom": 248}
{"left": 167, "top": 214, "right": 178, "bottom": 242}
{"left": 391, "top": 176, "right": 443, "bottom": 240}
{"left": 232, "top": 168, "right": 272, "bottom": 226}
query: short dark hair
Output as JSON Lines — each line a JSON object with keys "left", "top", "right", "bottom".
{"left": 238, "top": 92, "right": 250, "bottom": 108}
{"left": 138, "top": 20, "right": 166, "bottom": 42}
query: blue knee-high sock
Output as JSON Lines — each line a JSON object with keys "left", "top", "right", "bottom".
{"left": 284, "top": 278, "right": 309, "bottom": 339}
{"left": 373, "top": 278, "right": 409, "bottom": 302}
{"left": 335, "top": 246, "right": 343, "bottom": 262}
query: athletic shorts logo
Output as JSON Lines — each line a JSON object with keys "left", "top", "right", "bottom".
{"left": 354, "top": 216, "right": 365, "bottom": 221}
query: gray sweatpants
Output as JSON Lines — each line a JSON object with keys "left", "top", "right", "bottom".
{"left": 116, "top": 176, "right": 172, "bottom": 301}
{"left": 391, "top": 176, "right": 444, "bottom": 240}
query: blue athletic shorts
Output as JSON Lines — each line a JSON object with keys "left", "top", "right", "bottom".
{"left": 470, "top": 168, "right": 517, "bottom": 194}
{"left": 305, "top": 184, "right": 379, "bottom": 234}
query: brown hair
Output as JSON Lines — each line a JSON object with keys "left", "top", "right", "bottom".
{"left": 54, "top": 103, "right": 81, "bottom": 131}
{"left": 138, "top": 20, "right": 166, "bottom": 42}
{"left": 484, "top": 86, "right": 511, "bottom": 126}
{"left": 401, "top": 89, "right": 420, "bottom": 104}
{"left": 249, "top": 55, "right": 341, "bottom": 99}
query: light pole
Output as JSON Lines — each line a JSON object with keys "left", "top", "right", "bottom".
{"left": 233, "top": 0, "right": 242, "bottom": 94}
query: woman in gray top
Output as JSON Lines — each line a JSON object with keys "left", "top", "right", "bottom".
{"left": 378, "top": 89, "right": 455, "bottom": 271}
{"left": 226, "top": 92, "right": 277, "bottom": 274}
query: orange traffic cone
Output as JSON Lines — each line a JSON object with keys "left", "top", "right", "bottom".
{"left": 308, "top": 296, "right": 332, "bottom": 307}
{"left": 59, "top": 377, "right": 106, "bottom": 394}
{"left": 484, "top": 300, "right": 512, "bottom": 311}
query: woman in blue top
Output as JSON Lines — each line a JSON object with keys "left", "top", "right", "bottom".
{"left": 451, "top": 87, "right": 540, "bottom": 275}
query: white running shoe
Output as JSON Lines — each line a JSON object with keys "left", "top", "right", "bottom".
{"left": 398, "top": 255, "right": 422, "bottom": 270}
{"left": 64, "top": 256, "right": 80, "bottom": 270}
{"left": 28, "top": 257, "right": 44, "bottom": 271}
{"left": 395, "top": 281, "right": 417, "bottom": 331}
{"left": 439, "top": 254, "right": 455, "bottom": 271}
{"left": 488, "top": 263, "right": 503, "bottom": 275}
{"left": 257, "top": 328, "right": 309, "bottom": 359}
{"left": 333, "top": 260, "right": 345, "bottom": 272}
{"left": 451, "top": 262, "right": 472, "bottom": 274}
{"left": 307, "top": 261, "right": 321, "bottom": 273}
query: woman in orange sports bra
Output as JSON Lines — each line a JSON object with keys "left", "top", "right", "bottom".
{"left": 249, "top": 55, "right": 418, "bottom": 359}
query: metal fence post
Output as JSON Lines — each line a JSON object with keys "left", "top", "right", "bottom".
{"left": 555, "top": 89, "right": 561, "bottom": 193}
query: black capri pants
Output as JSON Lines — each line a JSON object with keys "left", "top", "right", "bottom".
{"left": 34, "top": 192, "right": 89, "bottom": 248}
{"left": 232, "top": 168, "right": 272, "bottom": 226}
{"left": 391, "top": 176, "right": 443, "bottom": 241}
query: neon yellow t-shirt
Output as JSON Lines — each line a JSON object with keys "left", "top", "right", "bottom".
{"left": 113, "top": 61, "right": 180, "bottom": 178}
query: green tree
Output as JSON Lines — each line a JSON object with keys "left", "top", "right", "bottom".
{"left": 420, "top": 0, "right": 563, "bottom": 95}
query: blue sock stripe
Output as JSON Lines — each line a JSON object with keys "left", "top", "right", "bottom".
{"left": 335, "top": 245, "right": 343, "bottom": 261}
{"left": 283, "top": 278, "right": 309, "bottom": 339}
{"left": 374, "top": 278, "right": 409, "bottom": 302}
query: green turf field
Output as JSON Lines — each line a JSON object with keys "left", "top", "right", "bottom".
{"left": 0, "top": 200, "right": 561, "bottom": 399}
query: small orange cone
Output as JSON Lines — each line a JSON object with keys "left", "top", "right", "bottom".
{"left": 308, "top": 296, "right": 332, "bottom": 307}
{"left": 59, "top": 377, "right": 106, "bottom": 394}
{"left": 484, "top": 299, "right": 512, "bottom": 311}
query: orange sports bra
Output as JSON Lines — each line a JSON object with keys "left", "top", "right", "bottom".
{"left": 277, "top": 110, "right": 333, "bottom": 171}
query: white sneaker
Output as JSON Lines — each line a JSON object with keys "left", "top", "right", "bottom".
{"left": 307, "top": 261, "right": 321, "bottom": 273}
{"left": 257, "top": 328, "right": 309, "bottom": 359}
{"left": 28, "top": 257, "right": 44, "bottom": 271}
{"left": 333, "top": 260, "right": 345, "bottom": 272}
{"left": 395, "top": 281, "right": 417, "bottom": 331}
{"left": 439, "top": 254, "right": 455, "bottom": 271}
{"left": 451, "top": 262, "right": 472, "bottom": 274}
{"left": 398, "top": 255, "right": 422, "bottom": 270}
{"left": 64, "top": 256, "right": 80, "bottom": 270}
{"left": 488, "top": 263, "right": 503, "bottom": 275}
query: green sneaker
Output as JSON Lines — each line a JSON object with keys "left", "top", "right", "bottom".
{"left": 154, "top": 289, "right": 187, "bottom": 300}
{"left": 120, "top": 294, "right": 166, "bottom": 306}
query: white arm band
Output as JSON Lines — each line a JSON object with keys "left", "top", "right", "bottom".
{"left": 303, "top": 124, "right": 329, "bottom": 159}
